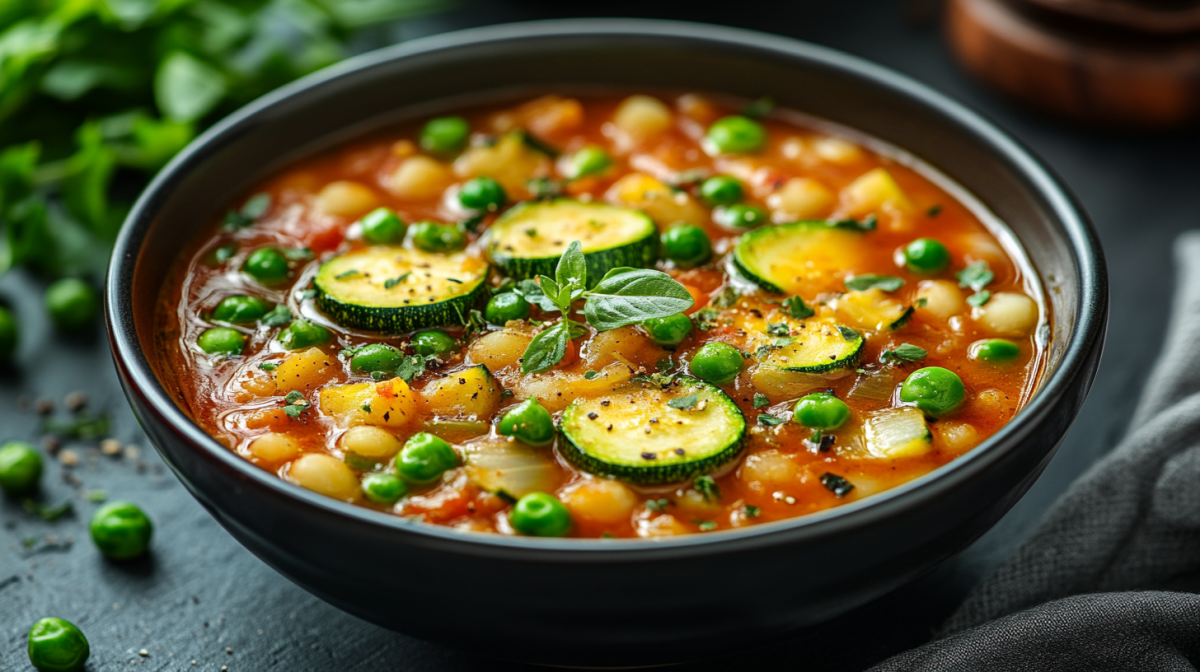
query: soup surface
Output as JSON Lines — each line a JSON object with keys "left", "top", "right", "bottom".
{"left": 156, "top": 93, "right": 1046, "bottom": 539}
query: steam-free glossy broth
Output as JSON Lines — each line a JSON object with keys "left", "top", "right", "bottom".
{"left": 155, "top": 93, "right": 1046, "bottom": 539}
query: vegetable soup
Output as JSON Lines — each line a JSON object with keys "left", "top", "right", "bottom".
{"left": 154, "top": 92, "right": 1046, "bottom": 539}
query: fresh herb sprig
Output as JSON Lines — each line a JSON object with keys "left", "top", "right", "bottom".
{"left": 957, "top": 261, "right": 995, "bottom": 306}
{"left": 520, "top": 241, "right": 694, "bottom": 374}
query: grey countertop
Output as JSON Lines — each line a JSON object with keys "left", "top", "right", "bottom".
{"left": 1, "top": 1, "right": 1183, "bottom": 669}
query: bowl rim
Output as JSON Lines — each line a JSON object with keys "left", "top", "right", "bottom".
{"left": 106, "top": 18, "right": 1107, "bottom": 558}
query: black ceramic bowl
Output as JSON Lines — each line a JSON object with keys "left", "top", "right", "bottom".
{"left": 106, "top": 19, "right": 1107, "bottom": 667}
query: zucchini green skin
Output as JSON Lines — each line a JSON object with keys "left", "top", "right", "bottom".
{"left": 486, "top": 199, "right": 658, "bottom": 285}
{"left": 732, "top": 220, "right": 863, "bottom": 294}
{"left": 761, "top": 319, "right": 865, "bottom": 375}
{"left": 558, "top": 377, "right": 746, "bottom": 485}
{"left": 772, "top": 337, "right": 864, "bottom": 374}
{"left": 314, "top": 247, "right": 488, "bottom": 335}
{"left": 889, "top": 305, "right": 915, "bottom": 331}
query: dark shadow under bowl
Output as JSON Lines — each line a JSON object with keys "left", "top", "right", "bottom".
{"left": 105, "top": 19, "right": 1107, "bottom": 667}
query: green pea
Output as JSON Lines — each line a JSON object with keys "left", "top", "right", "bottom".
{"left": 458, "top": 176, "right": 506, "bottom": 212}
{"left": 278, "top": 319, "right": 331, "bottom": 350}
{"left": 793, "top": 392, "right": 850, "bottom": 430}
{"left": 44, "top": 279, "right": 97, "bottom": 332}
{"left": 395, "top": 433, "right": 458, "bottom": 483}
{"left": 420, "top": 116, "right": 470, "bottom": 156}
{"left": 900, "top": 366, "right": 965, "bottom": 417}
{"left": 690, "top": 342, "right": 744, "bottom": 385}
{"left": 486, "top": 293, "right": 531, "bottom": 325}
{"left": 643, "top": 313, "right": 693, "bottom": 347}
{"left": 197, "top": 327, "right": 245, "bottom": 356}
{"left": 412, "top": 330, "right": 456, "bottom": 358}
{"left": 27, "top": 617, "right": 89, "bottom": 672}
{"left": 970, "top": 338, "right": 1022, "bottom": 364}
{"left": 705, "top": 115, "right": 767, "bottom": 154}
{"left": 243, "top": 248, "right": 290, "bottom": 284}
{"left": 351, "top": 343, "right": 404, "bottom": 375}
{"left": 496, "top": 399, "right": 554, "bottom": 447}
{"left": 361, "top": 472, "right": 408, "bottom": 504}
{"left": 567, "top": 145, "right": 612, "bottom": 179}
{"left": 903, "top": 238, "right": 951, "bottom": 274}
{"left": 411, "top": 221, "right": 466, "bottom": 253}
{"left": 0, "top": 441, "right": 42, "bottom": 495}
{"left": 700, "top": 175, "right": 744, "bottom": 206}
{"left": 211, "top": 296, "right": 272, "bottom": 323}
{"left": 0, "top": 305, "right": 19, "bottom": 361}
{"left": 89, "top": 501, "right": 153, "bottom": 560}
{"left": 660, "top": 224, "right": 712, "bottom": 267}
{"left": 510, "top": 492, "right": 571, "bottom": 537}
{"left": 359, "top": 207, "right": 405, "bottom": 244}
{"left": 713, "top": 203, "right": 767, "bottom": 229}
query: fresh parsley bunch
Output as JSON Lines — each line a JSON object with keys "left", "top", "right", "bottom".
{"left": 517, "top": 241, "right": 694, "bottom": 374}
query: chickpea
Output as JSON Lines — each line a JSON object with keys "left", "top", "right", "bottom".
{"left": 613, "top": 95, "right": 673, "bottom": 138}
{"left": 812, "top": 136, "right": 864, "bottom": 164}
{"left": 974, "top": 292, "right": 1038, "bottom": 337}
{"left": 560, "top": 478, "right": 638, "bottom": 525}
{"left": 248, "top": 433, "right": 300, "bottom": 462}
{"left": 384, "top": 156, "right": 454, "bottom": 200}
{"left": 288, "top": 454, "right": 359, "bottom": 500}
{"left": 315, "top": 181, "right": 378, "bottom": 218}
{"left": 936, "top": 421, "right": 980, "bottom": 453}
{"left": 339, "top": 426, "right": 402, "bottom": 461}
{"left": 916, "top": 280, "right": 967, "bottom": 321}
{"left": 635, "top": 513, "right": 689, "bottom": 538}
{"left": 767, "top": 177, "right": 834, "bottom": 222}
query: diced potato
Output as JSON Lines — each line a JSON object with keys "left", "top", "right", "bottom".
{"left": 740, "top": 449, "right": 801, "bottom": 487}
{"left": 916, "top": 280, "right": 966, "bottom": 321}
{"left": 421, "top": 365, "right": 503, "bottom": 419}
{"left": 288, "top": 454, "right": 359, "bottom": 500}
{"left": 517, "top": 95, "right": 584, "bottom": 139}
{"left": 244, "top": 408, "right": 294, "bottom": 431}
{"left": 239, "top": 370, "right": 277, "bottom": 399}
{"left": 560, "top": 478, "right": 638, "bottom": 525}
{"left": 275, "top": 347, "right": 338, "bottom": 394}
{"left": 339, "top": 425, "right": 402, "bottom": 461}
{"left": 247, "top": 433, "right": 300, "bottom": 462}
{"left": 467, "top": 328, "right": 534, "bottom": 372}
{"left": 583, "top": 326, "right": 655, "bottom": 369}
{"left": 315, "top": 180, "right": 378, "bottom": 218}
{"left": 812, "top": 136, "right": 864, "bottom": 165}
{"left": 605, "top": 173, "right": 707, "bottom": 227}
{"left": 453, "top": 133, "right": 549, "bottom": 196}
{"left": 635, "top": 513, "right": 690, "bottom": 538}
{"left": 516, "top": 362, "right": 633, "bottom": 413}
{"left": 613, "top": 95, "right": 673, "bottom": 138}
{"left": 767, "top": 177, "right": 835, "bottom": 222}
{"left": 974, "top": 292, "right": 1038, "bottom": 337}
{"left": 936, "top": 421, "right": 980, "bottom": 453}
{"left": 319, "top": 378, "right": 419, "bottom": 428}
{"left": 840, "top": 168, "right": 913, "bottom": 216}
{"left": 384, "top": 156, "right": 454, "bottom": 200}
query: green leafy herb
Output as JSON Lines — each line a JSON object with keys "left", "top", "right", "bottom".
{"left": 527, "top": 176, "right": 563, "bottom": 200}
{"left": 23, "top": 499, "right": 73, "bottom": 521}
{"left": 744, "top": 504, "right": 761, "bottom": 518}
{"left": 214, "top": 244, "right": 237, "bottom": 263}
{"left": 767, "top": 322, "right": 790, "bottom": 337}
{"left": 695, "top": 520, "right": 718, "bottom": 532}
{"left": 258, "top": 362, "right": 278, "bottom": 371}
{"left": 711, "top": 286, "right": 740, "bottom": 308}
{"left": 634, "top": 371, "right": 677, "bottom": 389}
{"left": 820, "top": 472, "right": 855, "bottom": 498}
{"left": 742, "top": 95, "right": 775, "bottom": 119}
{"left": 845, "top": 274, "right": 904, "bottom": 292}
{"left": 395, "top": 355, "right": 428, "bottom": 383}
{"left": 783, "top": 295, "right": 814, "bottom": 319}
{"left": 667, "top": 394, "right": 699, "bottom": 411}
{"left": 512, "top": 278, "right": 558, "bottom": 312}
{"left": 758, "top": 414, "right": 785, "bottom": 427}
{"left": 837, "top": 325, "right": 861, "bottom": 342}
{"left": 927, "top": 204, "right": 943, "bottom": 217}
{"left": 829, "top": 215, "right": 877, "bottom": 232}
{"left": 517, "top": 129, "right": 561, "bottom": 157}
{"left": 261, "top": 305, "right": 293, "bottom": 327}
{"left": 584, "top": 370, "right": 599, "bottom": 381}
{"left": 881, "top": 343, "right": 927, "bottom": 363}
{"left": 915, "top": 297, "right": 928, "bottom": 307}
{"left": 957, "top": 261, "right": 994, "bottom": 292}
{"left": 694, "top": 475, "right": 720, "bottom": 502}
{"left": 334, "top": 269, "right": 359, "bottom": 280}
{"left": 753, "top": 393, "right": 770, "bottom": 409}
{"left": 383, "top": 272, "right": 411, "bottom": 289}
{"left": 967, "top": 290, "right": 992, "bottom": 307}
{"left": 361, "top": 404, "right": 372, "bottom": 413}
{"left": 43, "top": 412, "right": 109, "bottom": 439}
{"left": 692, "top": 307, "right": 721, "bottom": 331}
{"left": 283, "top": 391, "right": 311, "bottom": 418}
{"left": 645, "top": 498, "right": 671, "bottom": 512}
{"left": 656, "top": 358, "right": 673, "bottom": 373}
{"left": 295, "top": 288, "right": 318, "bottom": 301}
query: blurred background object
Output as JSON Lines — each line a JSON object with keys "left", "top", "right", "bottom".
{"left": 947, "top": 0, "right": 1200, "bottom": 128}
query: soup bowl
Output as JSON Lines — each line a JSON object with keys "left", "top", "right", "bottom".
{"left": 105, "top": 19, "right": 1106, "bottom": 667}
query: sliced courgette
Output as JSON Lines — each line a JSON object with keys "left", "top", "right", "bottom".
{"left": 864, "top": 407, "right": 932, "bottom": 458}
{"left": 836, "top": 289, "right": 914, "bottom": 332}
{"left": 758, "top": 317, "right": 864, "bottom": 374}
{"left": 559, "top": 377, "right": 746, "bottom": 486}
{"left": 485, "top": 199, "right": 657, "bottom": 283}
{"left": 314, "top": 246, "right": 488, "bottom": 334}
{"left": 732, "top": 220, "right": 867, "bottom": 295}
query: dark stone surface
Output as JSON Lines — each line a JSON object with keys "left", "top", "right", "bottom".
{"left": 0, "top": 1, "right": 1179, "bottom": 669}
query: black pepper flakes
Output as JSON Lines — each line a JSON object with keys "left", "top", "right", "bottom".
{"left": 641, "top": 452, "right": 657, "bottom": 460}
{"left": 587, "top": 412, "right": 598, "bottom": 420}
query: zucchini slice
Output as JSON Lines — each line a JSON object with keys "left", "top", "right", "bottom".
{"left": 559, "top": 378, "right": 746, "bottom": 486}
{"left": 485, "top": 199, "right": 657, "bottom": 283}
{"left": 835, "top": 289, "right": 914, "bottom": 332}
{"left": 758, "top": 317, "right": 864, "bottom": 374}
{"left": 864, "top": 407, "right": 932, "bottom": 458}
{"left": 733, "top": 220, "right": 867, "bottom": 295}
{"left": 314, "top": 246, "right": 488, "bottom": 334}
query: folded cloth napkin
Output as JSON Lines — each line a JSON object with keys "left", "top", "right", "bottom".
{"left": 872, "top": 232, "right": 1200, "bottom": 671}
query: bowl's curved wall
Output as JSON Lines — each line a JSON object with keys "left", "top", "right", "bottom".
{"left": 107, "top": 20, "right": 1106, "bottom": 666}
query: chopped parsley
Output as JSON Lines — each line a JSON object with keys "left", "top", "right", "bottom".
{"left": 214, "top": 244, "right": 237, "bottom": 263}
{"left": 967, "top": 290, "right": 992, "bottom": 307}
{"left": 881, "top": 343, "right": 927, "bottom": 363}
{"left": 766, "top": 322, "right": 790, "bottom": 337}
{"left": 694, "top": 520, "right": 718, "bottom": 532}
{"left": 758, "top": 414, "right": 785, "bottom": 427}
{"left": 753, "top": 393, "right": 770, "bottom": 409}
{"left": 829, "top": 214, "right": 877, "bottom": 232}
{"left": 394, "top": 355, "right": 428, "bottom": 383}
{"left": 837, "top": 325, "right": 861, "bottom": 342}
{"left": 261, "top": 305, "right": 293, "bottom": 327}
{"left": 645, "top": 498, "right": 672, "bottom": 512}
{"left": 668, "top": 394, "right": 699, "bottom": 411}
{"left": 744, "top": 504, "right": 761, "bottom": 518}
{"left": 819, "top": 472, "right": 855, "bottom": 498}
{"left": 384, "top": 272, "right": 411, "bottom": 289}
{"left": 783, "top": 295, "right": 814, "bottom": 319}
{"left": 584, "top": 370, "right": 599, "bottom": 381}
{"left": 712, "top": 286, "right": 740, "bottom": 308}
{"left": 283, "top": 391, "right": 311, "bottom": 418}
{"left": 845, "top": 274, "right": 905, "bottom": 292}
{"left": 927, "top": 204, "right": 943, "bottom": 217}
{"left": 334, "top": 269, "right": 360, "bottom": 280}
{"left": 694, "top": 475, "right": 720, "bottom": 502}
{"left": 258, "top": 362, "right": 278, "bottom": 371}
{"left": 956, "top": 261, "right": 994, "bottom": 292}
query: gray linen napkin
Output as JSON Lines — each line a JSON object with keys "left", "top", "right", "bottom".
{"left": 872, "top": 232, "right": 1200, "bottom": 671}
